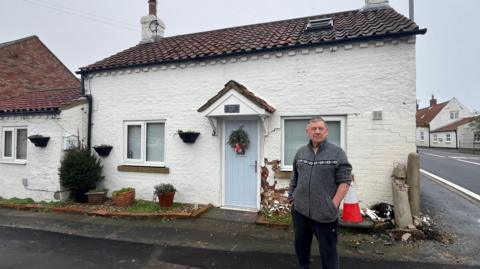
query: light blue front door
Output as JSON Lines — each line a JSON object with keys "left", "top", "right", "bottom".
{"left": 224, "top": 119, "right": 258, "bottom": 209}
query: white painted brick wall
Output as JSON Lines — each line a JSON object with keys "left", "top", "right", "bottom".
{"left": 430, "top": 131, "right": 457, "bottom": 148}
{"left": 0, "top": 104, "right": 88, "bottom": 201}
{"left": 86, "top": 39, "right": 417, "bottom": 207}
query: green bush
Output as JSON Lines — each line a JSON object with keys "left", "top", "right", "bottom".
{"left": 59, "top": 147, "right": 104, "bottom": 196}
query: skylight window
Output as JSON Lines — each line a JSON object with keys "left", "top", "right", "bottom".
{"left": 305, "top": 18, "right": 333, "bottom": 31}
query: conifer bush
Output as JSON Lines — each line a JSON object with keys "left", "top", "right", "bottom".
{"left": 59, "top": 147, "right": 104, "bottom": 202}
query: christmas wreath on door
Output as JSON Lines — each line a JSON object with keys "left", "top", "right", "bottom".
{"left": 228, "top": 127, "right": 250, "bottom": 155}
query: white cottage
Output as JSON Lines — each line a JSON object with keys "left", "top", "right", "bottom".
{"left": 78, "top": 0, "right": 426, "bottom": 210}
{"left": 0, "top": 36, "right": 87, "bottom": 201}
{"left": 416, "top": 95, "right": 474, "bottom": 149}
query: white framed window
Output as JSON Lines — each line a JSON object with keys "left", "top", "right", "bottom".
{"left": 281, "top": 116, "right": 346, "bottom": 171}
{"left": 2, "top": 127, "right": 27, "bottom": 161}
{"left": 450, "top": 111, "right": 459, "bottom": 119}
{"left": 124, "top": 121, "right": 165, "bottom": 166}
{"left": 446, "top": 134, "right": 451, "bottom": 143}
{"left": 433, "top": 134, "right": 438, "bottom": 142}
{"left": 420, "top": 131, "right": 425, "bottom": 141}
{"left": 474, "top": 132, "right": 480, "bottom": 143}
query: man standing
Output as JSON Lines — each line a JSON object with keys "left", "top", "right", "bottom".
{"left": 288, "top": 117, "right": 352, "bottom": 269}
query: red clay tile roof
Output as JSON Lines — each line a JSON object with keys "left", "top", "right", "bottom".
{"left": 0, "top": 88, "right": 82, "bottom": 114}
{"left": 416, "top": 101, "right": 448, "bottom": 127}
{"left": 197, "top": 80, "right": 275, "bottom": 113}
{"left": 0, "top": 35, "right": 80, "bottom": 101}
{"left": 80, "top": 7, "right": 425, "bottom": 73}
{"left": 431, "top": 117, "right": 476, "bottom": 133}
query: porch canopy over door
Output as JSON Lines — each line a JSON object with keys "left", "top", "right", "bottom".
{"left": 197, "top": 80, "right": 276, "bottom": 136}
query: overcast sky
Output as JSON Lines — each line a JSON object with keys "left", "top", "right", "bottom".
{"left": 1, "top": 0, "right": 478, "bottom": 111}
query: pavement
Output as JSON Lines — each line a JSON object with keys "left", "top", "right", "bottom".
{"left": 0, "top": 199, "right": 479, "bottom": 268}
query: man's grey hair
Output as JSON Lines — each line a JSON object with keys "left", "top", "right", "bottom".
{"left": 307, "top": 117, "right": 328, "bottom": 127}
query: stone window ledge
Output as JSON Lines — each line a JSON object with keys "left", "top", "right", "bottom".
{"left": 117, "top": 165, "right": 169, "bottom": 174}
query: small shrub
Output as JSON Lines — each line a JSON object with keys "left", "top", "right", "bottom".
{"left": 58, "top": 147, "right": 104, "bottom": 202}
{"left": 112, "top": 187, "right": 135, "bottom": 197}
{"left": 154, "top": 183, "right": 176, "bottom": 195}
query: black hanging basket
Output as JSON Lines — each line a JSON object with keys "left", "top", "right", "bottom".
{"left": 178, "top": 131, "right": 200, "bottom": 143}
{"left": 93, "top": 145, "right": 113, "bottom": 157}
{"left": 28, "top": 135, "right": 50, "bottom": 147}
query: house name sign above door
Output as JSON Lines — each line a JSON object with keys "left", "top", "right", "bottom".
{"left": 224, "top": 104, "right": 240, "bottom": 113}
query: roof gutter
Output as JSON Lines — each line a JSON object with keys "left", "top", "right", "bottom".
{"left": 0, "top": 110, "right": 60, "bottom": 117}
{"left": 76, "top": 28, "right": 427, "bottom": 75}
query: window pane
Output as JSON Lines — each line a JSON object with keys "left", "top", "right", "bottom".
{"left": 146, "top": 123, "right": 164, "bottom": 162}
{"left": 16, "top": 129, "right": 27, "bottom": 160}
{"left": 4, "top": 131, "right": 13, "bottom": 157}
{"left": 326, "top": 121, "right": 341, "bottom": 147}
{"left": 284, "top": 119, "right": 342, "bottom": 166}
{"left": 127, "top": 125, "right": 141, "bottom": 159}
{"left": 284, "top": 119, "right": 309, "bottom": 166}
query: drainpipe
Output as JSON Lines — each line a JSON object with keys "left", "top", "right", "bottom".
{"left": 80, "top": 75, "right": 93, "bottom": 149}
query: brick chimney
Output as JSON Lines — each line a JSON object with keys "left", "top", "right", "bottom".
{"left": 429, "top": 95, "right": 437, "bottom": 107}
{"left": 362, "top": 0, "right": 390, "bottom": 10}
{"left": 141, "top": 0, "right": 165, "bottom": 43}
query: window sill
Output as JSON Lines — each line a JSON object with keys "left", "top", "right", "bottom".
{"left": 0, "top": 160, "right": 27, "bottom": 165}
{"left": 117, "top": 165, "right": 169, "bottom": 174}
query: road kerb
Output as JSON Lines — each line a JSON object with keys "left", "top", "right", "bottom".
{"left": 420, "top": 169, "right": 480, "bottom": 202}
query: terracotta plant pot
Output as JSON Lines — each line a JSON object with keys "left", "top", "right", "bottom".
{"left": 85, "top": 191, "right": 107, "bottom": 205}
{"left": 112, "top": 190, "right": 135, "bottom": 207}
{"left": 157, "top": 192, "right": 175, "bottom": 208}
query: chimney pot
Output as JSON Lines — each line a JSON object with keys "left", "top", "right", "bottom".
{"left": 362, "top": 0, "right": 389, "bottom": 10}
{"left": 430, "top": 95, "right": 437, "bottom": 107}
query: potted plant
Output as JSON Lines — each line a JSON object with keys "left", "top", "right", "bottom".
{"left": 59, "top": 147, "right": 104, "bottom": 203}
{"left": 93, "top": 145, "right": 113, "bottom": 157}
{"left": 112, "top": 187, "right": 135, "bottom": 207}
{"left": 85, "top": 188, "right": 108, "bottom": 205}
{"left": 177, "top": 130, "right": 200, "bottom": 143}
{"left": 28, "top": 134, "right": 50, "bottom": 147}
{"left": 154, "top": 183, "right": 176, "bottom": 208}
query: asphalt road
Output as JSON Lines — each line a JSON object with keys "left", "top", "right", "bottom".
{"left": 419, "top": 148, "right": 480, "bottom": 195}
{"left": 1, "top": 226, "right": 478, "bottom": 269}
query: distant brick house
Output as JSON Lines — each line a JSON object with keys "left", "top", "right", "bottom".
{"left": 0, "top": 36, "right": 87, "bottom": 201}
{"left": 77, "top": 0, "right": 426, "bottom": 210}
{"left": 416, "top": 95, "right": 477, "bottom": 149}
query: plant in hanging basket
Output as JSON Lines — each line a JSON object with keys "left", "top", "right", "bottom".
{"left": 177, "top": 130, "right": 200, "bottom": 143}
{"left": 93, "top": 145, "right": 113, "bottom": 157}
{"left": 28, "top": 135, "right": 50, "bottom": 147}
{"left": 112, "top": 187, "right": 135, "bottom": 207}
{"left": 154, "top": 183, "right": 176, "bottom": 208}
{"left": 228, "top": 127, "right": 250, "bottom": 155}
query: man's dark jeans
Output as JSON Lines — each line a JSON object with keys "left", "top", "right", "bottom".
{"left": 292, "top": 207, "right": 339, "bottom": 269}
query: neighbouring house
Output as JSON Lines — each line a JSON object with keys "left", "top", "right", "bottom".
{"left": 416, "top": 95, "right": 474, "bottom": 149}
{"left": 0, "top": 36, "right": 87, "bottom": 201}
{"left": 77, "top": 0, "right": 426, "bottom": 210}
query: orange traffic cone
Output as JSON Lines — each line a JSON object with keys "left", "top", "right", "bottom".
{"left": 342, "top": 182, "right": 363, "bottom": 223}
